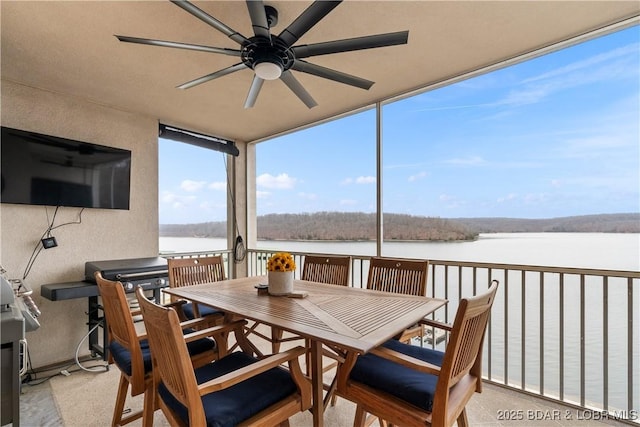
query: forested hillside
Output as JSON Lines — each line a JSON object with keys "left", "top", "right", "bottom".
{"left": 257, "top": 212, "right": 476, "bottom": 241}
{"left": 160, "top": 212, "right": 640, "bottom": 241}
{"left": 456, "top": 213, "right": 640, "bottom": 233}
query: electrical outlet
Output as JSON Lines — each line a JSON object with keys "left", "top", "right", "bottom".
{"left": 41, "top": 237, "right": 58, "bottom": 249}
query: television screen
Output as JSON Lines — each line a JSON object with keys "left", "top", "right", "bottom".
{"left": 1, "top": 126, "right": 131, "bottom": 210}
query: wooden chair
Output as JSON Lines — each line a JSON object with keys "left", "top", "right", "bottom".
{"left": 167, "top": 256, "right": 226, "bottom": 326}
{"left": 95, "top": 272, "right": 219, "bottom": 427}
{"left": 366, "top": 256, "right": 429, "bottom": 343}
{"left": 302, "top": 255, "right": 351, "bottom": 287}
{"left": 135, "top": 286, "right": 312, "bottom": 427}
{"left": 336, "top": 280, "right": 499, "bottom": 427}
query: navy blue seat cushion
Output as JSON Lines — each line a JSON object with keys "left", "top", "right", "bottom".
{"left": 109, "top": 329, "right": 215, "bottom": 377}
{"left": 158, "top": 352, "right": 297, "bottom": 427}
{"left": 349, "top": 339, "right": 445, "bottom": 412}
{"left": 182, "top": 302, "right": 223, "bottom": 320}
{"left": 110, "top": 339, "right": 153, "bottom": 376}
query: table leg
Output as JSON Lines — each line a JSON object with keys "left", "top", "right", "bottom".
{"left": 310, "top": 340, "right": 324, "bottom": 427}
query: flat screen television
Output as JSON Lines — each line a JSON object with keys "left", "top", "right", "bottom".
{"left": 1, "top": 126, "right": 131, "bottom": 210}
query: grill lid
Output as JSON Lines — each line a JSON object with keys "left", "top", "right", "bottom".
{"left": 85, "top": 257, "right": 168, "bottom": 282}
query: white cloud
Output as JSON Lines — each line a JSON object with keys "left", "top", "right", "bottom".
{"left": 341, "top": 176, "right": 376, "bottom": 185}
{"left": 340, "top": 178, "right": 353, "bottom": 185}
{"left": 160, "top": 191, "right": 196, "bottom": 209}
{"left": 408, "top": 171, "right": 428, "bottom": 182}
{"left": 256, "top": 191, "right": 271, "bottom": 199}
{"left": 257, "top": 173, "right": 297, "bottom": 189}
{"left": 497, "top": 193, "right": 518, "bottom": 203}
{"left": 495, "top": 43, "right": 640, "bottom": 109}
{"left": 445, "top": 156, "right": 485, "bottom": 166}
{"left": 523, "top": 193, "right": 549, "bottom": 204}
{"left": 160, "top": 191, "right": 177, "bottom": 203}
{"left": 208, "top": 181, "right": 226, "bottom": 191}
{"left": 180, "top": 180, "right": 206, "bottom": 192}
{"left": 523, "top": 43, "right": 639, "bottom": 84}
{"left": 356, "top": 176, "right": 376, "bottom": 184}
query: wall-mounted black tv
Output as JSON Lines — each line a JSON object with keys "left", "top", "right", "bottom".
{"left": 1, "top": 126, "right": 131, "bottom": 210}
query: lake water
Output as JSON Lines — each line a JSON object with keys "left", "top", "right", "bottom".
{"left": 160, "top": 232, "right": 640, "bottom": 271}
{"left": 159, "top": 233, "right": 639, "bottom": 411}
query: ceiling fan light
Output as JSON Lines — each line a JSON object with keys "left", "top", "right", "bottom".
{"left": 254, "top": 61, "right": 282, "bottom": 80}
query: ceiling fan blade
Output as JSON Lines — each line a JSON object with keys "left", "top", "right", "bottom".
{"left": 244, "top": 75, "right": 265, "bottom": 108}
{"left": 280, "top": 71, "right": 318, "bottom": 108}
{"left": 177, "top": 63, "right": 248, "bottom": 89}
{"left": 292, "top": 60, "right": 374, "bottom": 90}
{"left": 292, "top": 30, "right": 409, "bottom": 58}
{"left": 246, "top": 0, "right": 271, "bottom": 41}
{"left": 115, "top": 35, "right": 242, "bottom": 56}
{"left": 278, "top": 1, "right": 341, "bottom": 47}
{"left": 171, "top": 0, "right": 248, "bottom": 45}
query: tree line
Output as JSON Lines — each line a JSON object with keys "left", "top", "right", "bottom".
{"left": 160, "top": 212, "right": 639, "bottom": 241}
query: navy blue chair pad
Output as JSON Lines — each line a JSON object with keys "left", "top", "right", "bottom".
{"left": 182, "top": 302, "right": 223, "bottom": 320}
{"left": 349, "top": 339, "right": 445, "bottom": 412}
{"left": 110, "top": 339, "right": 153, "bottom": 376}
{"left": 110, "top": 328, "right": 216, "bottom": 377}
{"left": 158, "top": 352, "right": 297, "bottom": 427}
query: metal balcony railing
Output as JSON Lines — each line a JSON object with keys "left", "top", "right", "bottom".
{"left": 159, "top": 248, "right": 638, "bottom": 424}
{"left": 246, "top": 249, "right": 640, "bottom": 425}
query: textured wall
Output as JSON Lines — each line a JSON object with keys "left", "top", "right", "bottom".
{"left": 1, "top": 81, "right": 159, "bottom": 368}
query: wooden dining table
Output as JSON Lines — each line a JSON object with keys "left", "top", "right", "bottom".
{"left": 163, "top": 275, "right": 447, "bottom": 427}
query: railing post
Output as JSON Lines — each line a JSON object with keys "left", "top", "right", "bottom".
{"left": 580, "top": 274, "right": 586, "bottom": 407}
{"left": 521, "top": 270, "right": 526, "bottom": 391}
{"left": 628, "top": 277, "right": 634, "bottom": 414}
{"left": 603, "top": 275, "right": 609, "bottom": 410}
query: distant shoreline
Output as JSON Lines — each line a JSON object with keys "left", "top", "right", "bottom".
{"left": 160, "top": 212, "right": 640, "bottom": 241}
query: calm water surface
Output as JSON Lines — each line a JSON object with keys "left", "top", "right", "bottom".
{"left": 159, "top": 233, "right": 639, "bottom": 411}
{"left": 160, "top": 233, "right": 640, "bottom": 271}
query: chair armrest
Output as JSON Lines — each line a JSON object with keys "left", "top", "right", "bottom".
{"left": 162, "top": 300, "right": 186, "bottom": 309}
{"left": 179, "top": 317, "right": 219, "bottom": 331}
{"left": 370, "top": 346, "right": 441, "bottom": 376}
{"left": 419, "top": 318, "right": 452, "bottom": 331}
{"left": 198, "top": 346, "right": 308, "bottom": 395}
{"left": 182, "top": 320, "right": 247, "bottom": 343}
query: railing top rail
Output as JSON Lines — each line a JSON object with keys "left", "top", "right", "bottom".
{"left": 248, "top": 249, "right": 640, "bottom": 278}
{"left": 160, "top": 249, "right": 233, "bottom": 258}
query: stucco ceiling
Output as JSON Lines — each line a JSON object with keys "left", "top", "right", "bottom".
{"left": 1, "top": 1, "right": 639, "bottom": 143}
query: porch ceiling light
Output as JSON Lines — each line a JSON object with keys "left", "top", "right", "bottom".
{"left": 254, "top": 61, "right": 283, "bottom": 80}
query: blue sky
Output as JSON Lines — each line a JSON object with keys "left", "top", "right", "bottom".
{"left": 159, "top": 25, "right": 639, "bottom": 224}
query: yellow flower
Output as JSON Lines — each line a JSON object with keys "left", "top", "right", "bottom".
{"left": 267, "top": 252, "right": 296, "bottom": 272}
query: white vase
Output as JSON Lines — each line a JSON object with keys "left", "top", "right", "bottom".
{"left": 268, "top": 271, "right": 293, "bottom": 295}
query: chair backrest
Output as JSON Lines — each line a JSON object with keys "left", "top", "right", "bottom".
{"left": 94, "top": 272, "right": 146, "bottom": 393}
{"left": 135, "top": 287, "right": 207, "bottom": 424}
{"left": 366, "top": 257, "right": 428, "bottom": 296}
{"left": 434, "top": 280, "right": 499, "bottom": 416}
{"left": 167, "top": 256, "right": 226, "bottom": 289}
{"left": 302, "top": 255, "right": 351, "bottom": 286}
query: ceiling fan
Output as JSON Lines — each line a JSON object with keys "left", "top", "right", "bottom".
{"left": 116, "top": 0, "right": 408, "bottom": 108}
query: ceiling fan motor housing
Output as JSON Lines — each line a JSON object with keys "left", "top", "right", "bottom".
{"left": 241, "top": 36, "right": 294, "bottom": 77}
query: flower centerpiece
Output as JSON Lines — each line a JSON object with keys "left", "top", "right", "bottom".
{"left": 267, "top": 252, "right": 296, "bottom": 295}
